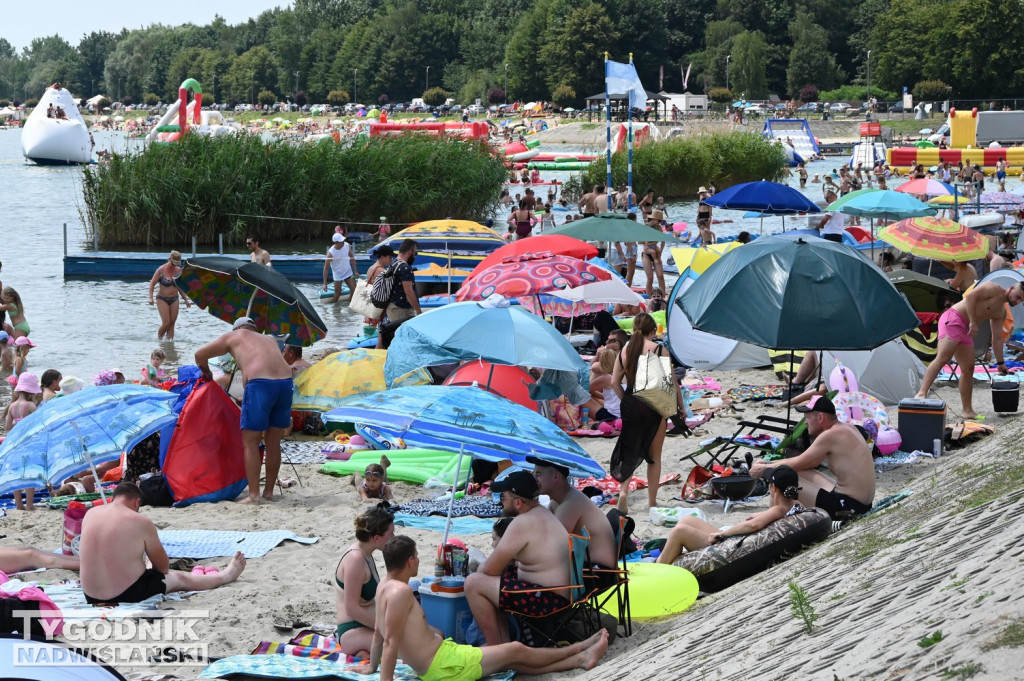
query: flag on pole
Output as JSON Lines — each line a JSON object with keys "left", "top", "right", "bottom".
{"left": 606, "top": 60, "right": 646, "bottom": 110}
{"left": 682, "top": 63, "right": 692, "bottom": 91}
{"left": 659, "top": 65, "right": 664, "bottom": 91}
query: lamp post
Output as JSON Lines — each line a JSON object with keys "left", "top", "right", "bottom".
{"left": 250, "top": 71, "right": 255, "bottom": 106}
{"left": 504, "top": 63, "right": 509, "bottom": 104}
{"left": 353, "top": 68, "right": 358, "bottom": 104}
{"left": 295, "top": 70, "right": 300, "bottom": 96}
{"left": 866, "top": 50, "right": 871, "bottom": 109}
{"left": 211, "top": 73, "right": 216, "bottom": 104}
{"left": 725, "top": 55, "right": 731, "bottom": 93}
{"left": 425, "top": 65, "right": 430, "bottom": 93}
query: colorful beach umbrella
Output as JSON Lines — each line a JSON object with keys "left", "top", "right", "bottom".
{"left": 669, "top": 246, "right": 728, "bottom": 275}
{"left": 469, "top": 234, "right": 598, "bottom": 279}
{"left": 383, "top": 299, "right": 587, "bottom": 388}
{"left": 454, "top": 252, "right": 611, "bottom": 302}
{"left": 323, "top": 385, "right": 604, "bottom": 478}
{"left": 895, "top": 178, "right": 954, "bottom": 197}
{"left": 375, "top": 219, "right": 506, "bottom": 252}
{"left": 977, "top": 191, "right": 1024, "bottom": 212}
{"left": 519, "top": 270, "right": 643, "bottom": 317}
{"left": 292, "top": 349, "right": 430, "bottom": 412}
{"left": 0, "top": 385, "right": 178, "bottom": 496}
{"left": 546, "top": 213, "right": 681, "bottom": 242}
{"left": 178, "top": 257, "right": 327, "bottom": 346}
{"left": 877, "top": 217, "right": 989, "bottom": 262}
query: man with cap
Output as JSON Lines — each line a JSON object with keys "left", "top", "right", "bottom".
{"left": 195, "top": 316, "right": 294, "bottom": 504}
{"left": 750, "top": 395, "right": 875, "bottom": 519}
{"left": 464, "top": 471, "right": 571, "bottom": 645}
{"left": 528, "top": 457, "right": 618, "bottom": 589}
{"left": 323, "top": 227, "right": 358, "bottom": 304}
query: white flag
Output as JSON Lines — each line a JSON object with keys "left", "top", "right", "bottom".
{"left": 606, "top": 60, "right": 646, "bottom": 110}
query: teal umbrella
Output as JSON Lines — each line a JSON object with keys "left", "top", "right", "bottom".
{"left": 824, "top": 187, "right": 879, "bottom": 211}
{"left": 678, "top": 233, "right": 918, "bottom": 350}
{"left": 836, "top": 190, "right": 936, "bottom": 220}
{"left": 546, "top": 213, "right": 681, "bottom": 242}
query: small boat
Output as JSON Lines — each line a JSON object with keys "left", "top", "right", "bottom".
{"left": 22, "top": 86, "right": 92, "bottom": 165}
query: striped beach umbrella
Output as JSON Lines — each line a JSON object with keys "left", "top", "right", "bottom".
{"left": 877, "top": 217, "right": 988, "bottom": 262}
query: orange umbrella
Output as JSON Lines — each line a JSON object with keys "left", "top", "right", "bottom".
{"left": 877, "top": 217, "right": 988, "bottom": 262}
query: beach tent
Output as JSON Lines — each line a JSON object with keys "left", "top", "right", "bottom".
{"left": 820, "top": 340, "right": 926, "bottom": 406}
{"left": 159, "top": 381, "right": 247, "bottom": 506}
{"left": 666, "top": 268, "right": 770, "bottom": 370}
{"left": 978, "top": 268, "right": 1024, "bottom": 329}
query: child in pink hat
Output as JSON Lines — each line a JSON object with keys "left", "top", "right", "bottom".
{"left": 3, "top": 371, "right": 42, "bottom": 510}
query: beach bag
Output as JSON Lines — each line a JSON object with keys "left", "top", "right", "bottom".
{"left": 140, "top": 474, "right": 174, "bottom": 507}
{"left": 61, "top": 499, "right": 108, "bottom": 556}
{"left": 370, "top": 262, "right": 400, "bottom": 309}
{"left": 350, "top": 278, "right": 383, "bottom": 319}
{"left": 549, "top": 396, "right": 581, "bottom": 431}
{"left": 632, "top": 352, "right": 677, "bottom": 418}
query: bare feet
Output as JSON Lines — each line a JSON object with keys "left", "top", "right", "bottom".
{"left": 262, "top": 491, "right": 277, "bottom": 502}
{"left": 238, "top": 495, "right": 260, "bottom": 505}
{"left": 963, "top": 412, "right": 979, "bottom": 420}
{"left": 219, "top": 551, "right": 247, "bottom": 584}
{"left": 379, "top": 454, "right": 391, "bottom": 470}
{"left": 913, "top": 392, "right": 926, "bottom": 399}
{"left": 580, "top": 630, "right": 610, "bottom": 670}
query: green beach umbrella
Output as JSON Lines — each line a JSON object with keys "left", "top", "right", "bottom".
{"left": 546, "top": 213, "right": 681, "bottom": 242}
{"left": 825, "top": 187, "right": 879, "bottom": 211}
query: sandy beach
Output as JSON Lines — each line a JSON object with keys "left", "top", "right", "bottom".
{"left": 4, "top": 359, "right": 1019, "bottom": 680}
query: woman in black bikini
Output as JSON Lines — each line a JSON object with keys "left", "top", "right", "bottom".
{"left": 334, "top": 506, "right": 394, "bottom": 658}
{"left": 148, "top": 250, "right": 191, "bottom": 340}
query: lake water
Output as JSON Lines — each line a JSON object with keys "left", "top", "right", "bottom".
{"left": 0, "top": 126, "right": 869, "bottom": 387}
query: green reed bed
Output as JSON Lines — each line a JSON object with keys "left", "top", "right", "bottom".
{"left": 563, "top": 131, "right": 787, "bottom": 202}
{"left": 82, "top": 133, "right": 508, "bottom": 246}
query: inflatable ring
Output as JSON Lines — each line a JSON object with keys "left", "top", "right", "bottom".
{"left": 334, "top": 433, "right": 351, "bottom": 444}
{"left": 832, "top": 391, "right": 889, "bottom": 426}
{"left": 598, "top": 562, "right": 698, "bottom": 619}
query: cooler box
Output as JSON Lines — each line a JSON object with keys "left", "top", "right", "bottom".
{"left": 992, "top": 381, "right": 1020, "bottom": 413}
{"left": 419, "top": 581, "right": 473, "bottom": 643}
{"left": 898, "top": 398, "right": 946, "bottom": 455}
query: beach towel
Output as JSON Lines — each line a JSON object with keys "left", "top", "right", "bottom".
{"left": 252, "top": 630, "right": 357, "bottom": 664}
{"left": 281, "top": 441, "right": 329, "bottom": 465}
{"left": 873, "top": 450, "right": 934, "bottom": 472}
{"left": 682, "top": 376, "right": 722, "bottom": 392}
{"left": 199, "top": 654, "right": 517, "bottom": 680}
{"left": 945, "top": 420, "right": 996, "bottom": 450}
{"left": 389, "top": 497, "right": 502, "bottom": 518}
{"left": 571, "top": 473, "right": 680, "bottom": 497}
{"left": 34, "top": 579, "right": 167, "bottom": 623}
{"left": 726, "top": 384, "right": 786, "bottom": 402}
{"left": 937, "top": 365, "right": 993, "bottom": 382}
{"left": 393, "top": 513, "right": 497, "bottom": 535}
{"left": 157, "top": 530, "right": 319, "bottom": 559}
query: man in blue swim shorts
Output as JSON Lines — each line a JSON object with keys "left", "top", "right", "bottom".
{"left": 349, "top": 536, "right": 608, "bottom": 681}
{"left": 196, "top": 316, "right": 294, "bottom": 504}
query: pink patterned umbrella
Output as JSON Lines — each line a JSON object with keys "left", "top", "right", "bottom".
{"left": 894, "top": 178, "right": 954, "bottom": 197}
{"left": 454, "top": 251, "right": 611, "bottom": 302}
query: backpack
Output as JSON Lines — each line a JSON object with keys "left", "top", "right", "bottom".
{"left": 370, "top": 261, "right": 401, "bottom": 308}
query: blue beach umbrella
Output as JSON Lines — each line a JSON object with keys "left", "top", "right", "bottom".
{"left": 323, "top": 385, "right": 604, "bottom": 478}
{"left": 0, "top": 385, "right": 179, "bottom": 496}
{"left": 383, "top": 299, "right": 587, "bottom": 388}
{"left": 703, "top": 181, "right": 821, "bottom": 215}
{"left": 836, "top": 190, "right": 936, "bottom": 221}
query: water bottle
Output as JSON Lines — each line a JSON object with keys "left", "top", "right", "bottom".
{"left": 933, "top": 438, "right": 942, "bottom": 458}
{"left": 581, "top": 408, "right": 590, "bottom": 428}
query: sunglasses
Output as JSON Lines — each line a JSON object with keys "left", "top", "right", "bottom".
{"left": 364, "top": 471, "right": 383, "bottom": 479}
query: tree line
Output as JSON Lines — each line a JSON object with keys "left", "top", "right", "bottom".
{"left": 1, "top": 0, "right": 1019, "bottom": 110}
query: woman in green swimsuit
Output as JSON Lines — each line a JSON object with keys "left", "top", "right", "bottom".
{"left": 0, "top": 286, "right": 30, "bottom": 338}
{"left": 334, "top": 506, "right": 394, "bottom": 657}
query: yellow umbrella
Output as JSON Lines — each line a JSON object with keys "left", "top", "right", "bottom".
{"left": 707, "top": 241, "right": 745, "bottom": 256}
{"left": 928, "top": 194, "right": 971, "bottom": 206}
{"left": 292, "top": 349, "right": 429, "bottom": 412}
{"left": 670, "top": 246, "right": 724, "bottom": 275}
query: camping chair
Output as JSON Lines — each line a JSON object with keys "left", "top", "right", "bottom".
{"left": 681, "top": 413, "right": 803, "bottom": 470}
{"left": 503, "top": 533, "right": 601, "bottom": 648}
{"left": 944, "top": 322, "right": 994, "bottom": 383}
{"left": 586, "top": 513, "right": 633, "bottom": 637}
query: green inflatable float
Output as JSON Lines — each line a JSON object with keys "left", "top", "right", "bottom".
{"left": 320, "top": 448, "right": 472, "bottom": 488}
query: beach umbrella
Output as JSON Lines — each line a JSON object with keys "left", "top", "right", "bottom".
{"left": 913, "top": 140, "right": 937, "bottom": 148}
{"left": 469, "top": 234, "right": 598, "bottom": 280}
{"left": 877, "top": 217, "right": 989, "bottom": 262}
{"left": 669, "top": 246, "right": 730, "bottom": 275}
{"left": 0, "top": 385, "right": 178, "bottom": 497}
{"left": 291, "top": 349, "right": 430, "bottom": 412}
{"left": 383, "top": 298, "right": 587, "bottom": 388}
{"left": 678, "top": 234, "right": 918, "bottom": 350}
{"left": 374, "top": 219, "right": 505, "bottom": 253}
{"left": 978, "top": 268, "right": 1024, "bottom": 328}
{"left": 977, "top": 191, "right": 1024, "bottom": 213}
{"left": 177, "top": 256, "right": 327, "bottom": 346}
{"left": 895, "top": 178, "right": 954, "bottom": 197}
{"left": 885, "top": 270, "right": 962, "bottom": 313}
{"left": 825, "top": 187, "right": 880, "bottom": 211}
{"left": 519, "top": 272, "right": 644, "bottom": 318}
{"left": 323, "top": 385, "right": 604, "bottom": 478}
{"left": 454, "top": 252, "right": 611, "bottom": 302}
{"left": 833, "top": 190, "right": 935, "bottom": 220}
{"left": 702, "top": 180, "right": 821, "bottom": 215}
{"left": 928, "top": 194, "right": 972, "bottom": 206}
{"left": 546, "top": 213, "right": 681, "bottom": 242}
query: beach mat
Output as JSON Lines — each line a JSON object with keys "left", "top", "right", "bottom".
{"left": 281, "top": 440, "right": 329, "bottom": 465}
{"left": 319, "top": 449, "right": 471, "bottom": 488}
{"left": 393, "top": 513, "right": 497, "bottom": 535}
{"left": 157, "top": 530, "right": 319, "bottom": 559}
{"left": 199, "top": 654, "right": 515, "bottom": 680}
{"left": 726, "top": 384, "right": 786, "bottom": 402}
{"left": 391, "top": 497, "right": 502, "bottom": 518}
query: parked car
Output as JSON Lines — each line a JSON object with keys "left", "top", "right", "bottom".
{"left": 829, "top": 102, "right": 851, "bottom": 112}
{"left": 888, "top": 101, "right": 906, "bottom": 113}
{"left": 796, "top": 102, "right": 822, "bottom": 113}
{"left": 467, "top": 104, "right": 483, "bottom": 114}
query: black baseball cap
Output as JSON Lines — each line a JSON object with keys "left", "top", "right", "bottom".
{"left": 491, "top": 471, "right": 539, "bottom": 499}
{"left": 795, "top": 395, "right": 836, "bottom": 416}
{"left": 525, "top": 456, "right": 569, "bottom": 478}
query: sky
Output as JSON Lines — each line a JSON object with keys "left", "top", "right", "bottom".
{"left": 3, "top": 1, "right": 289, "bottom": 51}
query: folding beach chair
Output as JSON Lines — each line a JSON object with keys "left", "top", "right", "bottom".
{"left": 681, "top": 413, "right": 803, "bottom": 470}
{"left": 587, "top": 513, "right": 633, "bottom": 637}
{"left": 503, "top": 533, "right": 601, "bottom": 647}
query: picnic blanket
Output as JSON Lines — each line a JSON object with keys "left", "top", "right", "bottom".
{"left": 726, "top": 384, "right": 786, "bottom": 402}
{"left": 393, "top": 513, "right": 497, "bottom": 535}
{"left": 157, "top": 530, "right": 319, "bottom": 559}
{"left": 389, "top": 497, "right": 502, "bottom": 518}
{"left": 572, "top": 473, "right": 680, "bottom": 496}
{"left": 35, "top": 579, "right": 174, "bottom": 622}
{"left": 281, "top": 440, "right": 329, "bottom": 465}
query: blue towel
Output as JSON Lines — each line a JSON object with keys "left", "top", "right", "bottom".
{"left": 199, "top": 654, "right": 517, "bottom": 680}
{"left": 393, "top": 513, "right": 497, "bottom": 535}
{"left": 157, "top": 530, "right": 319, "bottom": 559}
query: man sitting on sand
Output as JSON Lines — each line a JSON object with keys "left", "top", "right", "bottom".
{"left": 916, "top": 281, "right": 1020, "bottom": 418}
{"left": 750, "top": 396, "right": 875, "bottom": 519}
{"left": 351, "top": 536, "right": 608, "bottom": 680}
{"left": 528, "top": 456, "right": 618, "bottom": 590}
{"left": 79, "top": 482, "right": 246, "bottom": 604}
{"left": 195, "top": 316, "right": 293, "bottom": 504}
{"left": 464, "top": 471, "right": 570, "bottom": 645}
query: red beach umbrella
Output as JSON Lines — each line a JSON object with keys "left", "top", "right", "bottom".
{"left": 455, "top": 251, "right": 611, "bottom": 302}
{"left": 469, "top": 235, "right": 598, "bottom": 280}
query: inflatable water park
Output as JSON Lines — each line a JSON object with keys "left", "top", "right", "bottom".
{"left": 147, "top": 78, "right": 232, "bottom": 143}
{"left": 761, "top": 118, "right": 820, "bottom": 166}
{"left": 21, "top": 84, "right": 92, "bottom": 164}
{"left": 888, "top": 108, "right": 1024, "bottom": 174}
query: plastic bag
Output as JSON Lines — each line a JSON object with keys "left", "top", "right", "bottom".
{"left": 648, "top": 506, "right": 704, "bottom": 527}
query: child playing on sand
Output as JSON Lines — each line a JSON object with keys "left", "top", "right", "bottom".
{"left": 656, "top": 465, "right": 804, "bottom": 564}
{"left": 141, "top": 348, "right": 167, "bottom": 387}
{"left": 355, "top": 456, "right": 393, "bottom": 501}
